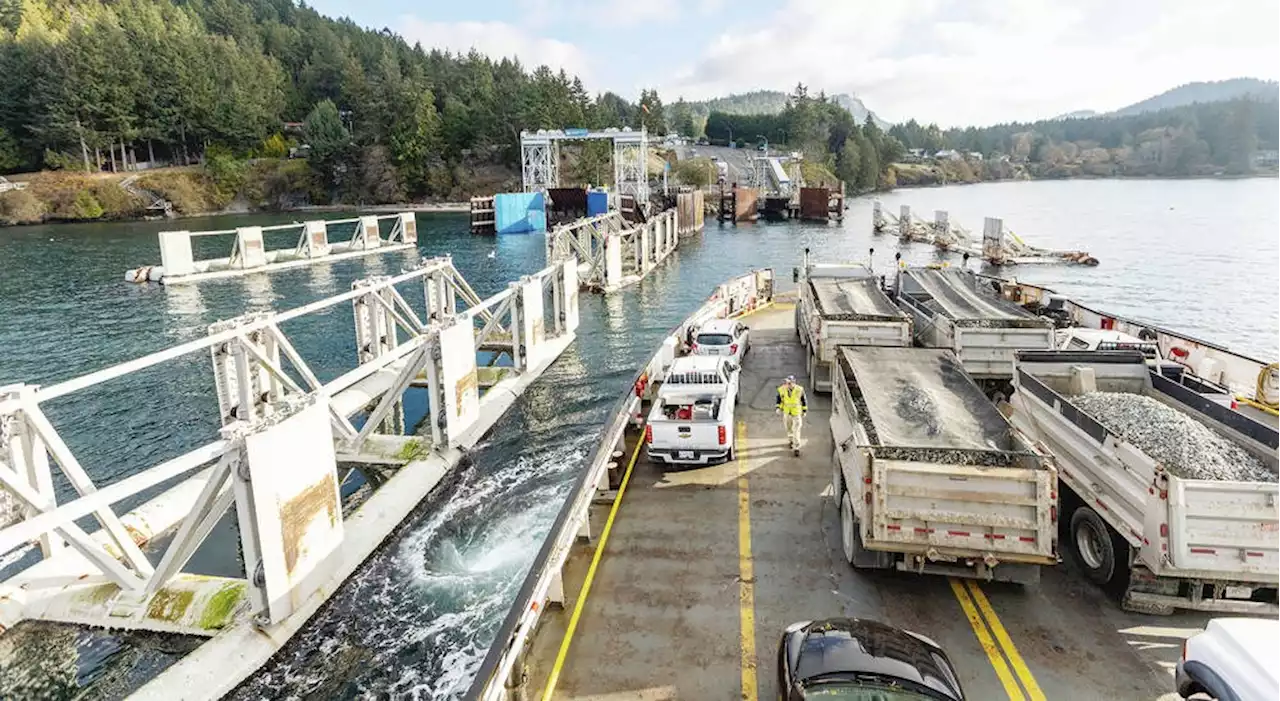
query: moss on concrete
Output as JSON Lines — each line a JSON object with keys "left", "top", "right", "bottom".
{"left": 82, "top": 583, "right": 121, "bottom": 606}
{"left": 198, "top": 582, "right": 248, "bottom": 630}
{"left": 395, "top": 439, "right": 431, "bottom": 462}
{"left": 146, "top": 587, "right": 195, "bottom": 623}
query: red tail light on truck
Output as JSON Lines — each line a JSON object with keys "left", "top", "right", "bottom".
{"left": 645, "top": 425, "right": 653, "bottom": 443}
{"left": 718, "top": 425, "right": 727, "bottom": 445}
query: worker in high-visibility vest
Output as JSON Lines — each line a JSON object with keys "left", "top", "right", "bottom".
{"left": 775, "top": 374, "right": 807, "bottom": 456}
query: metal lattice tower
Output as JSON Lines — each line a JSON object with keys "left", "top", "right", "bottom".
{"left": 519, "top": 127, "right": 649, "bottom": 204}
{"left": 612, "top": 130, "right": 648, "bottom": 204}
{"left": 521, "top": 136, "right": 558, "bottom": 193}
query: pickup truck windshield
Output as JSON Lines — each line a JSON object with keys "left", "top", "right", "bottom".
{"left": 696, "top": 333, "right": 734, "bottom": 346}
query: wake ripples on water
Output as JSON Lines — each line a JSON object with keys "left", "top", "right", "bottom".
{"left": 230, "top": 431, "right": 596, "bottom": 700}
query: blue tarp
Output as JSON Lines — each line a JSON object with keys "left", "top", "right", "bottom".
{"left": 587, "top": 190, "right": 609, "bottom": 217}
{"left": 494, "top": 192, "right": 546, "bottom": 234}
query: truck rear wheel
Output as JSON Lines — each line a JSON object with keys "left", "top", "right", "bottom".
{"left": 840, "top": 490, "right": 860, "bottom": 566}
{"left": 1071, "top": 506, "right": 1118, "bottom": 586}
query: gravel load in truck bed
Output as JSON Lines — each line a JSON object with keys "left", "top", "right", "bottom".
{"left": 1070, "top": 391, "right": 1277, "bottom": 483}
{"left": 810, "top": 278, "right": 908, "bottom": 322}
{"left": 840, "top": 346, "right": 1014, "bottom": 454}
{"left": 905, "top": 269, "right": 1049, "bottom": 328}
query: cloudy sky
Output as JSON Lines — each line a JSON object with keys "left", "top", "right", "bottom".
{"left": 305, "top": 0, "right": 1280, "bottom": 127}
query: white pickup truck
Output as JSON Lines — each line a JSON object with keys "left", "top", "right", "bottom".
{"left": 1009, "top": 350, "right": 1279, "bottom": 614}
{"left": 645, "top": 355, "right": 740, "bottom": 466}
{"left": 1177, "top": 617, "right": 1278, "bottom": 701}
{"left": 794, "top": 251, "right": 912, "bottom": 393}
{"left": 830, "top": 346, "right": 1058, "bottom": 585}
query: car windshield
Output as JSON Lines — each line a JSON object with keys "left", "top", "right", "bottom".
{"left": 696, "top": 333, "right": 734, "bottom": 346}
{"left": 800, "top": 681, "right": 942, "bottom": 701}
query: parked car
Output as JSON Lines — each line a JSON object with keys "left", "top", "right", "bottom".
{"left": 692, "top": 318, "right": 749, "bottom": 363}
{"left": 1176, "top": 618, "right": 1278, "bottom": 701}
{"left": 778, "top": 618, "right": 966, "bottom": 701}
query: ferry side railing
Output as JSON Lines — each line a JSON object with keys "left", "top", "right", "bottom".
{"left": 977, "top": 272, "right": 1277, "bottom": 407}
{"left": 466, "top": 267, "right": 775, "bottom": 701}
{"left": 0, "top": 254, "right": 578, "bottom": 633}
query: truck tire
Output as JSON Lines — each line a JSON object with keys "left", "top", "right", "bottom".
{"left": 1070, "top": 506, "right": 1119, "bottom": 586}
{"left": 840, "top": 490, "right": 864, "bottom": 566}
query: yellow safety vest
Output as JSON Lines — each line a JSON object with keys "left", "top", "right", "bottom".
{"left": 777, "top": 384, "right": 806, "bottom": 416}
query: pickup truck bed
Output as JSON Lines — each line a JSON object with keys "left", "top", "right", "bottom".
{"left": 832, "top": 346, "right": 1058, "bottom": 583}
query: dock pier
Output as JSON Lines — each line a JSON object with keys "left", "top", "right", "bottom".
{"left": 0, "top": 255, "right": 581, "bottom": 698}
{"left": 545, "top": 191, "right": 703, "bottom": 292}
{"left": 875, "top": 205, "right": 1099, "bottom": 266}
{"left": 125, "top": 212, "right": 419, "bottom": 285}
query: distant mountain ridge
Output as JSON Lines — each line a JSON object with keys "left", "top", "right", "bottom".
{"left": 1053, "top": 110, "right": 1099, "bottom": 120}
{"left": 1057, "top": 78, "right": 1279, "bottom": 121}
{"left": 690, "top": 89, "right": 890, "bottom": 128}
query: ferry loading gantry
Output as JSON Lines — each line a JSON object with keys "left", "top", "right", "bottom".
{"left": 0, "top": 255, "right": 582, "bottom": 700}
{"left": 521, "top": 127, "right": 650, "bottom": 208}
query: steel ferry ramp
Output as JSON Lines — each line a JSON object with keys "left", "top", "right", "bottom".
{"left": 509, "top": 300, "right": 1206, "bottom": 701}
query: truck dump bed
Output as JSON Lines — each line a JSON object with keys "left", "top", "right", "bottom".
{"left": 895, "top": 269, "right": 1054, "bottom": 379}
{"left": 841, "top": 345, "right": 1013, "bottom": 454}
{"left": 904, "top": 268, "right": 1044, "bottom": 326}
{"left": 1010, "top": 351, "right": 1279, "bottom": 605}
{"left": 832, "top": 346, "right": 1057, "bottom": 575}
{"left": 801, "top": 274, "right": 912, "bottom": 393}
{"left": 809, "top": 278, "right": 908, "bottom": 322}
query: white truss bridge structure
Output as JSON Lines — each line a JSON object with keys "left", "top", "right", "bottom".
{"left": 0, "top": 254, "right": 581, "bottom": 699}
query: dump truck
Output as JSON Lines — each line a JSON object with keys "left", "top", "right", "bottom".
{"left": 829, "top": 346, "right": 1059, "bottom": 584}
{"left": 1008, "top": 350, "right": 1279, "bottom": 614}
{"left": 895, "top": 267, "right": 1054, "bottom": 383}
{"left": 795, "top": 251, "right": 912, "bottom": 393}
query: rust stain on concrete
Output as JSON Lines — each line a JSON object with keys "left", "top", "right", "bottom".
{"left": 280, "top": 477, "right": 339, "bottom": 576}
{"left": 454, "top": 369, "right": 478, "bottom": 416}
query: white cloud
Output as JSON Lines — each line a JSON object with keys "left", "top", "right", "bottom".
{"left": 513, "top": 0, "right": 679, "bottom": 27}
{"left": 398, "top": 17, "right": 590, "bottom": 80}
{"left": 657, "top": 0, "right": 1280, "bottom": 127}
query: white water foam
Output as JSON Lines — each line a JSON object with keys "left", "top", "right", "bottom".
{"left": 236, "top": 431, "right": 595, "bottom": 700}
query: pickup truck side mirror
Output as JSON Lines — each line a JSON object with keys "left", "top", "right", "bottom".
{"left": 792, "top": 267, "right": 800, "bottom": 283}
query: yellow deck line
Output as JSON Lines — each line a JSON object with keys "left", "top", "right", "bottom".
{"left": 737, "top": 420, "right": 758, "bottom": 701}
{"left": 965, "top": 580, "right": 1047, "bottom": 701}
{"left": 540, "top": 434, "right": 645, "bottom": 701}
{"left": 949, "top": 578, "right": 1026, "bottom": 701}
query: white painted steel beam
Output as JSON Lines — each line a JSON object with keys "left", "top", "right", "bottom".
{"left": 0, "top": 464, "right": 146, "bottom": 589}
{"left": 0, "top": 440, "right": 229, "bottom": 554}
{"left": 146, "top": 455, "right": 236, "bottom": 594}
{"left": 21, "top": 404, "right": 154, "bottom": 576}
{"left": 131, "top": 330, "right": 577, "bottom": 701}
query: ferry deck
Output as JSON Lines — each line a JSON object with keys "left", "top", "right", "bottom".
{"left": 523, "top": 298, "right": 1211, "bottom": 701}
